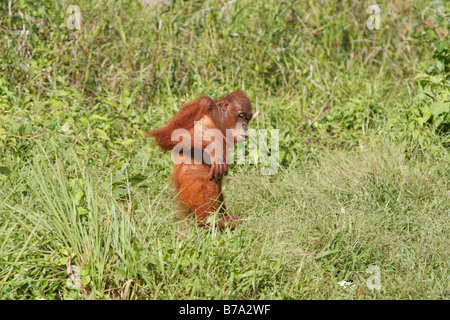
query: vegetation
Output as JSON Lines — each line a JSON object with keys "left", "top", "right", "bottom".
{"left": 0, "top": 0, "right": 448, "bottom": 299}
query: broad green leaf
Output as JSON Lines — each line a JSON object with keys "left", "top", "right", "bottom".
{"left": 430, "top": 101, "right": 450, "bottom": 118}
{"left": 94, "top": 128, "right": 109, "bottom": 140}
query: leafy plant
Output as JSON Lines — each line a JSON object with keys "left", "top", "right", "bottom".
{"left": 411, "top": 6, "right": 450, "bottom": 135}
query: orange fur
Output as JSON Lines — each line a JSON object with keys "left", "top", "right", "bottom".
{"left": 148, "top": 90, "right": 252, "bottom": 229}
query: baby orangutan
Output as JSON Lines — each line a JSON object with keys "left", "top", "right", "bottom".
{"left": 148, "top": 90, "right": 252, "bottom": 229}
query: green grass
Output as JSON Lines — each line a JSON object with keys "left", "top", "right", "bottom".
{"left": 0, "top": 0, "right": 449, "bottom": 299}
